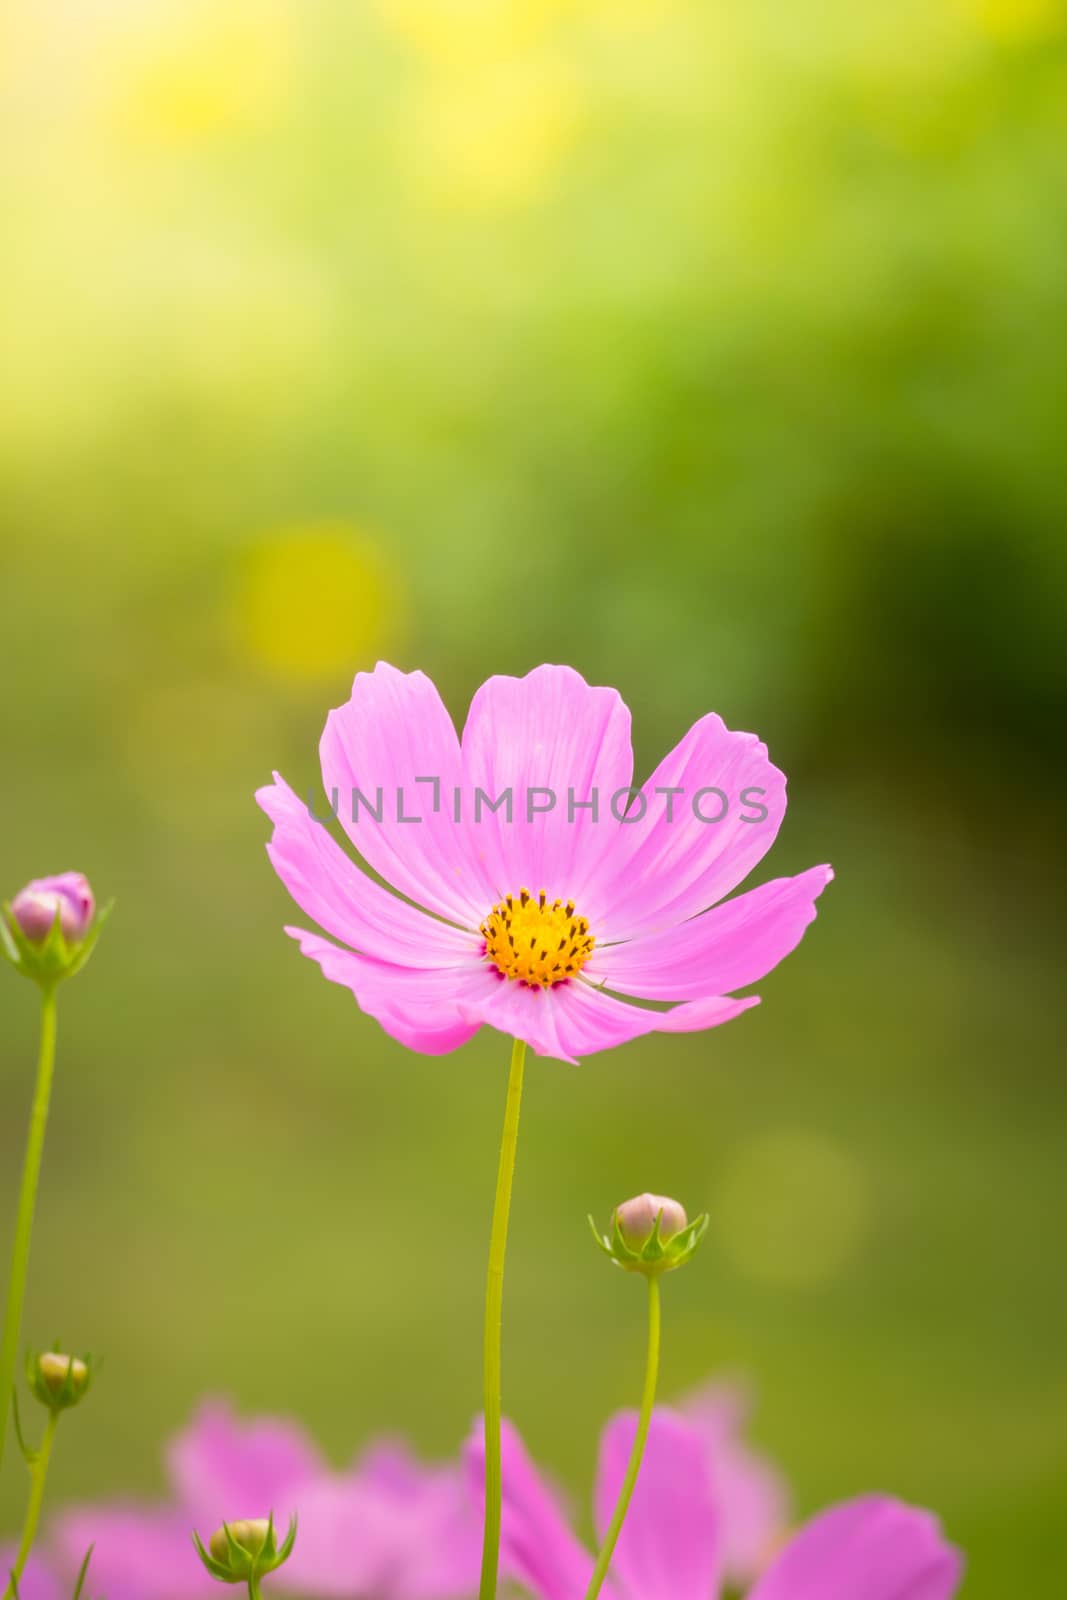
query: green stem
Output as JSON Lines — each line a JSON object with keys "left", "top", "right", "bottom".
{"left": 583, "top": 1274, "right": 662, "bottom": 1600}
{"left": 247, "top": 1577, "right": 263, "bottom": 1600}
{"left": 0, "top": 985, "right": 58, "bottom": 1475}
{"left": 2, "top": 1410, "right": 59, "bottom": 1600}
{"left": 477, "top": 1036, "right": 527, "bottom": 1600}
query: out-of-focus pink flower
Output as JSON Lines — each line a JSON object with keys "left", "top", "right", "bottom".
{"left": 50, "top": 1400, "right": 473, "bottom": 1600}
{"left": 257, "top": 663, "right": 831, "bottom": 1065}
{"left": 466, "top": 1408, "right": 963, "bottom": 1600}
{"left": 10, "top": 873, "right": 95, "bottom": 943}
{"left": 680, "top": 1381, "right": 790, "bottom": 1587}
{"left": 353, "top": 1440, "right": 480, "bottom": 1600}
{"left": 0, "top": 1549, "right": 62, "bottom": 1600}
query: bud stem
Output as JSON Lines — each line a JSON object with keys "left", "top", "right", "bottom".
{"left": 2, "top": 1410, "right": 59, "bottom": 1600}
{"left": 0, "top": 986, "right": 58, "bottom": 1476}
{"left": 582, "top": 1274, "right": 662, "bottom": 1600}
{"left": 477, "top": 1035, "right": 527, "bottom": 1600}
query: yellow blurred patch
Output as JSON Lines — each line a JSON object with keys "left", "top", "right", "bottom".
{"left": 712, "top": 1129, "right": 870, "bottom": 1289}
{"left": 958, "top": 0, "right": 1062, "bottom": 38}
{"left": 409, "top": 56, "right": 583, "bottom": 207}
{"left": 374, "top": 0, "right": 572, "bottom": 65}
{"left": 233, "top": 525, "right": 406, "bottom": 684}
{"left": 582, "top": 0, "right": 681, "bottom": 33}
{"left": 106, "top": 0, "right": 296, "bottom": 142}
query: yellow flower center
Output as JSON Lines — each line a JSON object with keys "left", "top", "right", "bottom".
{"left": 480, "top": 888, "right": 595, "bottom": 989}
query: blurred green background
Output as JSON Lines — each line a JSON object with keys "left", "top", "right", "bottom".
{"left": 2, "top": 0, "right": 1066, "bottom": 1593}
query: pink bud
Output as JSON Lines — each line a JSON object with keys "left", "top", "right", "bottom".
{"left": 11, "top": 873, "right": 95, "bottom": 944}
{"left": 614, "top": 1192, "right": 688, "bottom": 1249}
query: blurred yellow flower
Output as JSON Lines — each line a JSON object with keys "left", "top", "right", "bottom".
{"left": 712, "top": 1129, "right": 870, "bottom": 1289}
{"left": 232, "top": 525, "right": 406, "bottom": 684}
{"left": 374, "top": 0, "right": 571, "bottom": 65}
{"left": 958, "top": 0, "right": 1062, "bottom": 37}
{"left": 582, "top": 0, "right": 681, "bottom": 33}
{"left": 407, "top": 56, "right": 584, "bottom": 207}
{"left": 106, "top": 0, "right": 297, "bottom": 143}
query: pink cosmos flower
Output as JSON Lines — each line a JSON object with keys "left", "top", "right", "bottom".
{"left": 257, "top": 664, "right": 831, "bottom": 1064}
{"left": 50, "top": 1400, "right": 473, "bottom": 1600}
{"left": 467, "top": 1408, "right": 963, "bottom": 1600}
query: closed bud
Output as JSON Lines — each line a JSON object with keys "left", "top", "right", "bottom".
{"left": 2, "top": 873, "right": 110, "bottom": 987}
{"left": 194, "top": 1512, "right": 297, "bottom": 1586}
{"left": 590, "top": 1191, "right": 708, "bottom": 1278}
{"left": 209, "top": 1521, "right": 272, "bottom": 1566}
{"left": 11, "top": 875, "right": 94, "bottom": 944}
{"left": 614, "top": 1192, "right": 688, "bottom": 1249}
{"left": 29, "top": 1349, "right": 93, "bottom": 1412}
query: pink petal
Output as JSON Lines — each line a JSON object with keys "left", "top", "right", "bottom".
{"left": 0, "top": 1550, "right": 61, "bottom": 1600}
{"left": 285, "top": 929, "right": 485, "bottom": 1055}
{"left": 592, "top": 713, "right": 788, "bottom": 941}
{"left": 258, "top": 774, "right": 480, "bottom": 968}
{"left": 355, "top": 1438, "right": 431, "bottom": 1498}
{"left": 749, "top": 1497, "right": 964, "bottom": 1600}
{"left": 454, "top": 969, "right": 758, "bottom": 1065}
{"left": 464, "top": 1419, "right": 600, "bottom": 1600}
{"left": 380, "top": 1477, "right": 480, "bottom": 1599}
{"left": 320, "top": 663, "right": 494, "bottom": 926}
{"left": 168, "top": 1399, "right": 324, "bottom": 1525}
{"left": 289, "top": 928, "right": 758, "bottom": 1065}
{"left": 51, "top": 1506, "right": 213, "bottom": 1600}
{"left": 279, "top": 1476, "right": 405, "bottom": 1598}
{"left": 350, "top": 1438, "right": 481, "bottom": 1599}
{"left": 594, "top": 1409, "right": 721, "bottom": 1600}
{"left": 459, "top": 666, "right": 633, "bottom": 922}
{"left": 681, "top": 1381, "right": 791, "bottom": 1587}
{"left": 590, "top": 866, "right": 832, "bottom": 1000}
{"left": 491, "top": 979, "right": 759, "bottom": 1064}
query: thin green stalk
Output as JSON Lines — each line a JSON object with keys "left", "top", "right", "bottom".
{"left": 0, "top": 985, "right": 58, "bottom": 1474}
{"left": 583, "top": 1274, "right": 662, "bottom": 1600}
{"left": 477, "top": 1036, "right": 527, "bottom": 1600}
{"left": 2, "top": 1410, "right": 59, "bottom": 1600}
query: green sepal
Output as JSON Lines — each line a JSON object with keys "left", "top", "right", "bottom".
{"left": 192, "top": 1532, "right": 236, "bottom": 1584}
{"left": 273, "top": 1513, "right": 298, "bottom": 1567}
{"left": 11, "top": 1387, "right": 35, "bottom": 1466}
{"left": 0, "top": 901, "right": 113, "bottom": 988}
{"left": 590, "top": 1208, "right": 710, "bottom": 1278}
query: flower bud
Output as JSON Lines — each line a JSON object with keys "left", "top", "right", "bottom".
{"left": 29, "top": 1349, "right": 93, "bottom": 1412}
{"left": 2, "top": 873, "right": 109, "bottom": 987}
{"left": 590, "top": 1192, "right": 708, "bottom": 1277}
{"left": 209, "top": 1522, "right": 272, "bottom": 1566}
{"left": 614, "top": 1192, "right": 689, "bottom": 1250}
{"left": 195, "top": 1513, "right": 297, "bottom": 1586}
{"left": 11, "top": 875, "right": 95, "bottom": 944}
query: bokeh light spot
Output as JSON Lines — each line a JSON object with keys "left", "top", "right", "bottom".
{"left": 957, "top": 0, "right": 1061, "bottom": 38}
{"left": 106, "top": 0, "right": 296, "bottom": 143}
{"left": 374, "top": 0, "right": 570, "bottom": 65}
{"left": 232, "top": 524, "right": 406, "bottom": 684}
{"left": 409, "top": 57, "right": 584, "bottom": 207}
{"left": 712, "top": 1130, "right": 871, "bottom": 1289}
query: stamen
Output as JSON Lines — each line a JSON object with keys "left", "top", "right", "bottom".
{"left": 480, "top": 887, "right": 596, "bottom": 989}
